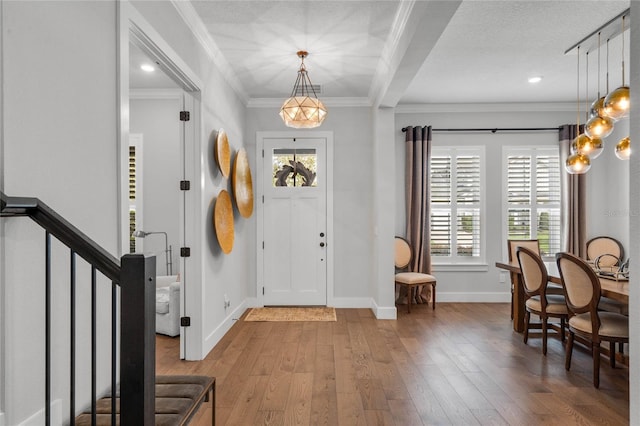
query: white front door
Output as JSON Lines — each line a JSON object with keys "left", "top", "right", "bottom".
{"left": 262, "top": 137, "right": 327, "bottom": 305}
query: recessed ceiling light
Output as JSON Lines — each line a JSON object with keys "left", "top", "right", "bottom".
{"left": 528, "top": 76, "right": 543, "bottom": 84}
{"left": 140, "top": 64, "right": 155, "bottom": 73}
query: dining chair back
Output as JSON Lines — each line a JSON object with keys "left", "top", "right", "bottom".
{"left": 517, "top": 246, "right": 567, "bottom": 355}
{"left": 556, "top": 251, "right": 629, "bottom": 388}
{"left": 507, "top": 239, "right": 540, "bottom": 319}
{"left": 394, "top": 236, "right": 436, "bottom": 313}
{"left": 586, "top": 236, "right": 624, "bottom": 267}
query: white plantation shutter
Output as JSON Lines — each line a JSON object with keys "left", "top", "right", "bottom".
{"left": 431, "top": 148, "right": 484, "bottom": 262}
{"left": 507, "top": 156, "right": 531, "bottom": 239}
{"left": 505, "top": 148, "right": 560, "bottom": 257}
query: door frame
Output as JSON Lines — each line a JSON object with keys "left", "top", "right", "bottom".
{"left": 256, "top": 131, "right": 334, "bottom": 307}
{"left": 118, "top": 2, "right": 203, "bottom": 360}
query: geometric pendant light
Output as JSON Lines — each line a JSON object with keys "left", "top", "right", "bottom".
{"left": 279, "top": 51, "right": 327, "bottom": 129}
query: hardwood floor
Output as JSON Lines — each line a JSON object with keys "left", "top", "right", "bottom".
{"left": 156, "top": 303, "right": 629, "bottom": 425}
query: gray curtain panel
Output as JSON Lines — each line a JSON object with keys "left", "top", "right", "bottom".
{"left": 402, "top": 126, "right": 433, "bottom": 304}
{"left": 559, "top": 124, "right": 587, "bottom": 258}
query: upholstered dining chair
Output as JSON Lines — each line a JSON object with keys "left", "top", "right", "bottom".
{"left": 394, "top": 236, "right": 436, "bottom": 313}
{"left": 516, "top": 246, "right": 568, "bottom": 355}
{"left": 556, "top": 252, "right": 629, "bottom": 388}
{"left": 586, "top": 236, "right": 628, "bottom": 316}
{"left": 586, "top": 236, "right": 624, "bottom": 267}
{"left": 508, "top": 240, "right": 540, "bottom": 319}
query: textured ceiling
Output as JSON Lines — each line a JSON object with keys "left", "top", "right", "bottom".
{"left": 130, "top": 0, "right": 631, "bottom": 106}
{"left": 189, "top": 0, "right": 400, "bottom": 99}
{"left": 402, "top": 1, "right": 630, "bottom": 104}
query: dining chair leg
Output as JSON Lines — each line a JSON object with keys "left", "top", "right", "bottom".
{"left": 592, "top": 343, "right": 600, "bottom": 388}
{"left": 565, "top": 332, "right": 574, "bottom": 371}
{"left": 431, "top": 284, "right": 436, "bottom": 310}
{"left": 542, "top": 316, "right": 548, "bottom": 355}
{"left": 523, "top": 311, "right": 530, "bottom": 344}
{"left": 407, "top": 286, "right": 412, "bottom": 313}
{"left": 610, "top": 341, "right": 616, "bottom": 368}
{"left": 560, "top": 317, "right": 566, "bottom": 342}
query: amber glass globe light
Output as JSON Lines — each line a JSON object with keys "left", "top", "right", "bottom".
{"left": 571, "top": 133, "right": 604, "bottom": 159}
{"left": 565, "top": 153, "right": 591, "bottom": 174}
{"left": 603, "top": 86, "right": 630, "bottom": 120}
{"left": 584, "top": 115, "right": 614, "bottom": 139}
{"left": 615, "top": 137, "right": 631, "bottom": 160}
{"left": 589, "top": 97, "right": 606, "bottom": 118}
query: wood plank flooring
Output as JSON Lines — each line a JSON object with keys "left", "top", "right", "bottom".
{"left": 156, "top": 303, "right": 629, "bottom": 425}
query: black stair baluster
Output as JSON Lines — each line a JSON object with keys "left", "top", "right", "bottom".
{"left": 91, "top": 266, "right": 97, "bottom": 426}
{"left": 111, "top": 282, "right": 117, "bottom": 426}
{"left": 70, "top": 250, "right": 76, "bottom": 426}
{"left": 45, "top": 232, "right": 52, "bottom": 426}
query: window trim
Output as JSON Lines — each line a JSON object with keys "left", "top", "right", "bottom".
{"left": 430, "top": 146, "right": 486, "bottom": 265}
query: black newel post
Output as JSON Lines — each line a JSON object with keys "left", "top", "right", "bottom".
{"left": 120, "top": 254, "right": 156, "bottom": 425}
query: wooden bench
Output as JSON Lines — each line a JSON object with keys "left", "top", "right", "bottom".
{"left": 76, "top": 375, "right": 215, "bottom": 426}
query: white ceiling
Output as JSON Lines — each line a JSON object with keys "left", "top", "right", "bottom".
{"left": 131, "top": 0, "right": 631, "bottom": 107}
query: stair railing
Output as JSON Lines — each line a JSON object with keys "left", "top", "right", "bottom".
{"left": 1, "top": 191, "right": 156, "bottom": 426}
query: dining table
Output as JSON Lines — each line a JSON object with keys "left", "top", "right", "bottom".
{"left": 495, "top": 259, "right": 629, "bottom": 333}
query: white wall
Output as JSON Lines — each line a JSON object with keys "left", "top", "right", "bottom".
{"left": 585, "top": 119, "right": 630, "bottom": 253}
{"left": 130, "top": 96, "right": 182, "bottom": 277}
{"left": 395, "top": 108, "right": 576, "bottom": 301}
{"left": 246, "top": 106, "right": 375, "bottom": 306}
{"left": 1, "top": 1, "right": 118, "bottom": 424}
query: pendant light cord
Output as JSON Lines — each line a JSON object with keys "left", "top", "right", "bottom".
{"left": 597, "top": 32, "right": 601, "bottom": 98}
{"left": 585, "top": 51, "right": 589, "bottom": 122}
{"left": 576, "top": 46, "right": 580, "bottom": 128}
{"left": 621, "top": 16, "right": 626, "bottom": 86}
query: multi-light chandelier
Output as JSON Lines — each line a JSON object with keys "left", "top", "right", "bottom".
{"left": 279, "top": 51, "right": 327, "bottom": 129}
{"left": 565, "top": 11, "right": 630, "bottom": 174}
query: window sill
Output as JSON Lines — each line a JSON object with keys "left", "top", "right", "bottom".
{"left": 432, "top": 263, "right": 489, "bottom": 272}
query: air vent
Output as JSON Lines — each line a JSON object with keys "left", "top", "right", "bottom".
{"left": 295, "top": 84, "right": 322, "bottom": 96}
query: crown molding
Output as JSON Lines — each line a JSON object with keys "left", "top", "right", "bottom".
{"left": 368, "top": 0, "right": 416, "bottom": 107}
{"left": 247, "top": 97, "right": 372, "bottom": 109}
{"left": 171, "top": 0, "right": 248, "bottom": 104}
{"left": 395, "top": 102, "right": 576, "bottom": 114}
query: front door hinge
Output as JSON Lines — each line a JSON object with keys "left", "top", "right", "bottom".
{"left": 180, "top": 247, "right": 191, "bottom": 257}
{"left": 180, "top": 316, "right": 191, "bottom": 327}
{"left": 262, "top": 287, "right": 265, "bottom": 295}
{"left": 179, "top": 111, "right": 190, "bottom": 121}
{"left": 262, "top": 241, "right": 264, "bottom": 249}
{"left": 180, "top": 180, "right": 191, "bottom": 191}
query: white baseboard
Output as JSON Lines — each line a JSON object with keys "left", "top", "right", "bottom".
{"left": 18, "top": 399, "right": 61, "bottom": 426}
{"left": 370, "top": 299, "right": 397, "bottom": 319}
{"left": 202, "top": 300, "right": 247, "bottom": 358}
{"left": 436, "top": 292, "right": 510, "bottom": 303}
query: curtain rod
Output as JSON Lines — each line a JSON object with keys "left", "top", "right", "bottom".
{"left": 401, "top": 127, "right": 560, "bottom": 133}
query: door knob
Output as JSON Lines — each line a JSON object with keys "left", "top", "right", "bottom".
{"left": 320, "top": 242, "right": 325, "bottom": 247}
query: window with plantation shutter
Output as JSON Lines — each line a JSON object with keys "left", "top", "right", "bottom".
{"left": 129, "top": 135, "right": 143, "bottom": 253}
{"left": 430, "top": 147, "right": 484, "bottom": 263}
{"left": 504, "top": 147, "right": 560, "bottom": 258}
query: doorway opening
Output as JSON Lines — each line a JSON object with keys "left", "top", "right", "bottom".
{"left": 119, "top": 4, "right": 202, "bottom": 360}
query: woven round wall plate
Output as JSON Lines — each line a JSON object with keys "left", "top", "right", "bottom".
{"left": 214, "top": 129, "right": 231, "bottom": 178}
{"left": 214, "top": 189, "right": 234, "bottom": 254}
{"left": 232, "top": 148, "right": 254, "bottom": 218}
